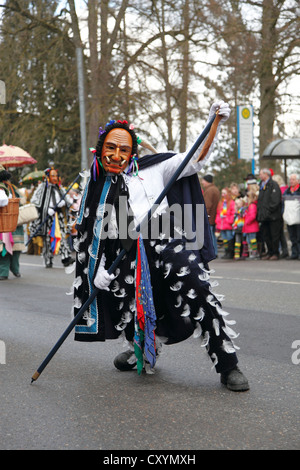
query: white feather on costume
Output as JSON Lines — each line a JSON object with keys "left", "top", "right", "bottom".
{"left": 213, "top": 318, "right": 220, "bottom": 336}
{"left": 201, "top": 331, "right": 210, "bottom": 348}
{"left": 222, "top": 325, "right": 239, "bottom": 339}
{"left": 222, "top": 340, "right": 236, "bottom": 354}
{"left": 207, "top": 294, "right": 218, "bottom": 307}
{"left": 73, "top": 237, "right": 80, "bottom": 252}
{"left": 175, "top": 295, "right": 183, "bottom": 308}
{"left": 188, "top": 253, "right": 197, "bottom": 262}
{"left": 181, "top": 304, "right": 190, "bottom": 317}
{"left": 155, "top": 244, "right": 167, "bottom": 254}
{"left": 211, "top": 353, "right": 219, "bottom": 369}
{"left": 74, "top": 297, "right": 82, "bottom": 309}
{"left": 111, "top": 280, "right": 120, "bottom": 292}
{"left": 73, "top": 276, "right": 83, "bottom": 290}
{"left": 170, "top": 281, "right": 183, "bottom": 291}
{"left": 194, "top": 307, "right": 205, "bottom": 321}
{"left": 129, "top": 299, "right": 136, "bottom": 312}
{"left": 216, "top": 304, "right": 230, "bottom": 316}
{"left": 174, "top": 244, "right": 183, "bottom": 253}
{"left": 125, "top": 275, "right": 134, "bottom": 284}
{"left": 114, "top": 288, "right": 127, "bottom": 297}
{"left": 198, "top": 271, "right": 210, "bottom": 281}
{"left": 164, "top": 263, "right": 172, "bottom": 278}
{"left": 121, "top": 311, "right": 132, "bottom": 323}
{"left": 80, "top": 231, "right": 88, "bottom": 243}
{"left": 209, "top": 280, "right": 219, "bottom": 288}
{"left": 187, "top": 289, "right": 197, "bottom": 299}
{"left": 77, "top": 252, "right": 86, "bottom": 264}
{"left": 193, "top": 323, "right": 202, "bottom": 338}
{"left": 214, "top": 293, "right": 225, "bottom": 302}
{"left": 224, "top": 318, "right": 236, "bottom": 325}
{"left": 176, "top": 266, "right": 190, "bottom": 277}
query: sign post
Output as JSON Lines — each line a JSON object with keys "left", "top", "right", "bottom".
{"left": 237, "top": 105, "right": 255, "bottom": 173}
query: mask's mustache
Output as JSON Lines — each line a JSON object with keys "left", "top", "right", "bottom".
{"left": 105, "top": 156, "right": 127, "bottom": 166}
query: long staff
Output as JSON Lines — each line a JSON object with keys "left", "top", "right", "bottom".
{"left": 26, "top": 171, "right": 84, "bottom": 246}
{"left": 31, "top": 113, "right": 221, "bottom": 383}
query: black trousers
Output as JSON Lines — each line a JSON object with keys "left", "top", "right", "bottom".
{"left": 260, "top": 218, "right": 282, "bottom": 256}
{"left": 287, "top": 224, "right": 300, "bottom": 258}
{"left": 105, "top": 236, "right": 239, "bottom": 374}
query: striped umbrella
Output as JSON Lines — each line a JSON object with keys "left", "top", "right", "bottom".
{"left": 0, "top": 144, "right": 37, "bottom": 168}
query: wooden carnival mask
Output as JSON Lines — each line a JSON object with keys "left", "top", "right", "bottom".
{"left": 49, "top": 169, "right": 59, "bottom": 185}
{"left": 101, "top": 128, "right": 133, "bottom": 174}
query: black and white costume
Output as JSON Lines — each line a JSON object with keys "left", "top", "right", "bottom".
{"left": 72, "top": 118, "right": 241, "bottom": 376}
{"left": 30, "top": 180, "right": 72, "bottom": 267}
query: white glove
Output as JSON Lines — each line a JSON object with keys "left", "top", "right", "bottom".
{"left": 57, "top": 199, "right": 65, "bottom": 208}
{"left": 0, "top": 189, "right": 9, "bottom": 207}
{"left": 94, "top": 268, "right": 115, "bottom": 291}
{"left": 48, "top": 207, "right": 55, "bottom": 216}
{"left": 209, "top": 100, "right": 231, "bottom": 123}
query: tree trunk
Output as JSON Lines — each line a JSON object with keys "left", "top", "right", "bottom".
{"left": 179, "top": 0, "right": 190, "bottom": 152}
{"left": 258, "top": 0, "right": 279, "bottom": 171}
{"left": 87, "top": 0, "right": 100, "bottom": 154}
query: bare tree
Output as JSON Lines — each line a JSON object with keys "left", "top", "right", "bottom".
{"left": 198, "top": 0, "right": 300, "bottom": 171}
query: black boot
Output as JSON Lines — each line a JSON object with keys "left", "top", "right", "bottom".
{"left": 114, "top": 350, "right": 137, "bottom": 371}
{"left": 220, "top": 366, "right": 249, "bottom": 392}
{"left": 62, "top": 257, "right": 75, "bottom": 267}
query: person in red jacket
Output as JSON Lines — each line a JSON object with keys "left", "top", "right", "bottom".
{"left": 215, "top": 187, "right": 235, "bottom": 259}
{"left": 243, "top": 186, "right": 260, "bottom": 259}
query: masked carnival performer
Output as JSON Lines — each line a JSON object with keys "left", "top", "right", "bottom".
{"left": 72, "top": 101, "right": 249, "bottom": 392}
{"left": 29, "top": 167, "right": 74, "bottom": 268}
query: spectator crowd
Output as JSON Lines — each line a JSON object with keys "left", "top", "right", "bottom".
{"left": 1, "top": 163, "right": 300, "bottom": 283}
{"left": 201, "top": 170, "right": 300, "bottom": 261}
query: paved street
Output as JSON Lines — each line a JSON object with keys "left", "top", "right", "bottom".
{"left": 0, "top": 252, "right": 299, "bottom": 450}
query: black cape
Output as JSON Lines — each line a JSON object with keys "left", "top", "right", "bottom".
{"left": 73, "top": 152, "right": 215, "bottom": 342}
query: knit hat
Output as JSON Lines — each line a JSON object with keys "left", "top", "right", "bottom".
{"left": 243, "top": 173, "right": 257, "bottom": 185}
{"left": 203, "top": 174, "right": 213, "bottom": 183}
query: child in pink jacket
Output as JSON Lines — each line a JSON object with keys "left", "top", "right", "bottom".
{"left": 216, "top": 187, "right": 235, "bottom": 259}
{"left": 243, "top": 187, "right": 260, "bottom": 259}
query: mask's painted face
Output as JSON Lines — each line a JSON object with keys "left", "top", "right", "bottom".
{"left": 101, "top": 128, "right": 133, "bottom": 174}
{"left": 49, "top": 169, "right": 58, "bottom": 185}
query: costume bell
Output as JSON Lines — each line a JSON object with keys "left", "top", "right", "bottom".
{"left": 72, "top": 104, "right": 249, "bottom": 392}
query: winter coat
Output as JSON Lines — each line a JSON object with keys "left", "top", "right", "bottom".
{"left": 243, "top": 201, "right": 259, "bottom": 234}
{"left": 202, "top": 183, "right": 220, "bottom": 225}
{"left": 283, "top": 185, "right": 300, "bottom": 198}
{"left": 257, "top": 178, "right": 282, "bottom": 222}
{"left": 215, "top": 199, "right": 235, "bottom": 231}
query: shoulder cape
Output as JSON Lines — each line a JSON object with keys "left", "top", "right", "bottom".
{"left": 138, "top": 152, "right": 215, "bottom": 264}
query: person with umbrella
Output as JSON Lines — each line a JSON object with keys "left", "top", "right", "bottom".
{"left": 29, "top": 167, "right": 74, "bottom": 268}
{"left": 0, "top": 165, "right": 25, "bottom": 280}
